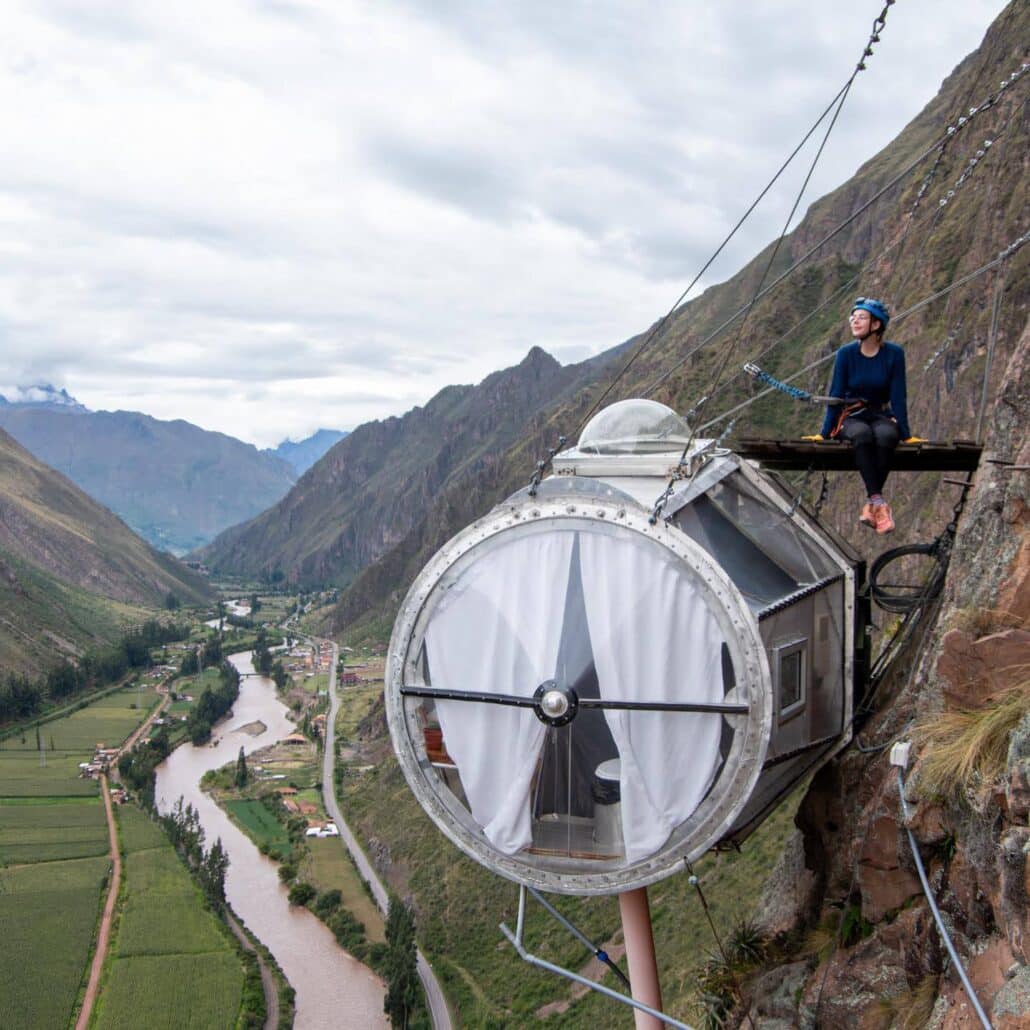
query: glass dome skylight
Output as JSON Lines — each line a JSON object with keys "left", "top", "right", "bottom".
{"left": 577, "top": 399, "right": 692, "bottom": 455}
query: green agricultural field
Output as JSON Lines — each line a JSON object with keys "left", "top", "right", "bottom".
{"left": 94, "top": 806, "right": 246, "bottom": 1030}
{"left": 95, "top": 952, "right": 245, "bottom": 1030}
{"left": 0, "top": 795, "right": 108, "bottom": 863}
{"left": 0, "top": 686, "right": 161, "bottom": 754}
{"left": 224, "top": 797, "right": 292, "bottom": 858}
{"left": 0, "top": 750, "right": 100, "bottom": 797}
{"left": 115, "top": 848, "right": 229, "bottom": 956}
{"left": 305, "top": 836, "right": 385, "bottom": 943}
{"left": 116, "top": 803, "right": 167, "bottom": 854}
{"left": 0, "top": 855, "right": 110, "bottom": 1030}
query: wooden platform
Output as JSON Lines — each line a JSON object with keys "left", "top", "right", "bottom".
{"left": 736, "top": 438, "right": 983, "bottom": 472}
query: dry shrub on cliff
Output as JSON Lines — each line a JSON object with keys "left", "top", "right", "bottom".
{"left": 914, "top": 683, "right": 1030, "bottom": 797}
{"left": 948, "top": 606, "right": 1026, "bottom": 639}
{"left": 877, "top": 973, "right": 938, "bottom": 1030}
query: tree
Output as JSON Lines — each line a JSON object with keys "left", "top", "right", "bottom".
{"left": 235, "top": 746, "right": 249, "bottom": 788}
{"left": 249, "top": 592, "right": 261, "bottom": 614}
{"left": 254, "top": 626, "right": 273, "bottom": 677}
{"left": 200, "top": 838, "right": 230, "bottom": 906}
{"left": 164, "top": 591, "right": 181, "bottom": 611}
{"left": 271, "top": 660, "right": 289, "bottom": 693}
{"left": 201, "top": 633, "right": 223, "bottom": 669}
{"left": 383, "top": 897, "right": 421, "bottom": 1028}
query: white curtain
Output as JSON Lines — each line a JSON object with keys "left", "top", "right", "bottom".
{"left": 425, "top": 532, "right": 574, "bottom": 854}
{"left": 578, "top": 531, "right": 725, "bottom": 863}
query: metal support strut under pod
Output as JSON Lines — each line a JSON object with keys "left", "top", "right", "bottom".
{"left": 499, "top": 885, "right": 695, "bottom": 1030}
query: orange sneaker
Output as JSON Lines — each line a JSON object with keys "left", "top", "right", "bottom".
{"left": 875, "top": 503, "right": 895, "bottom": 534}
{"left": 859, "top": 503, "right": 876, "bottom": 528}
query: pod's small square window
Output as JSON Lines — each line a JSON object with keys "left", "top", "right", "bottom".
{"left": 775, "top": 640, "right": 806, "bottom": 721}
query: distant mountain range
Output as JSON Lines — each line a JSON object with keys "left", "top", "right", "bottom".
{"left": 265, "top": 428, "right": 349, "bottom": 475}
{"left": 0, "top": 427, "right": 210, "bottom": 674}
{"left": 0, "top": 388, "right": 345, "bottom": 554}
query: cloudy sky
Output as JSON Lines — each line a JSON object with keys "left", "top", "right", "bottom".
{"left": 1, "top": 0, "right": 1010, "bottom": 447}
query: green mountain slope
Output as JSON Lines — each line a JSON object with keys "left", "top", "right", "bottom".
{"left": 0, "top": 428, "right": 211, "bottom": 674}
{"left": 0, "top": 405, "right": 297, "bottom": 554}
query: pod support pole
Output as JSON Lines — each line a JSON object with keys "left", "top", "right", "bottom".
{"left": 619, "top": 886, "right": 664, "bottom": 1030}
{"left": 500, "top": 885, "right": 693, "bottom": 1030}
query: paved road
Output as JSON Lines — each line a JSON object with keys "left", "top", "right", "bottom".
{"left": 318, "top": 640, "right": 454, "bottom": 1030}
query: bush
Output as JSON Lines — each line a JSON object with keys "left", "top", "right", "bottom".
{"left": 278, "top": 862, "right": 297, "bottom": 884}
{"left": 287, "top": 881, "right": 316, "bottom": 906}
{"left": 314, "top": 889, "right": 343, "bottom": 919}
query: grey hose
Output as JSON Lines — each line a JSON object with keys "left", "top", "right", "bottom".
{"left": 896, "top": 770, "right": 993, "bottom": 1029}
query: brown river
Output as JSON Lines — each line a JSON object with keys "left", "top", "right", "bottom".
{"left": 154, "top": 653, "right": 387, "bottom": 1029}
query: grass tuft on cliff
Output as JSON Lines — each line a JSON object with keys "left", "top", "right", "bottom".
{"left": 914, "top": 682, "right": 1030, "bottom": 797}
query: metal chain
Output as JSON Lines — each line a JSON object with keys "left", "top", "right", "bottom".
{"left": 645, "top": 54, "right": 1029, "bottom": 414}
{"left": 700, "top": 227, "right": 1030, "bottom": 434}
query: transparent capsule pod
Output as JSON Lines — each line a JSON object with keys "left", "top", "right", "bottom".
{"left": 386, "top": 400, "right": 860, "bottom": 895}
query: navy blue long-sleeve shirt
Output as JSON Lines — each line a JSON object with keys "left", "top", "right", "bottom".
{"left": 821, "top": 341, "right": 910, "bottom": 439}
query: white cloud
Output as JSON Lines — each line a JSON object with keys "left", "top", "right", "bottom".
{"left": 0, "top": 0, "right": 1012, "bottom": 446}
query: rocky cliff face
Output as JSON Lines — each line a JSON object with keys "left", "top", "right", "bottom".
{"left": 325, "top": 2, "right": 1028, "bottom": 646}
{"left": 320, "top": 4, "right": 1028, "bottom": 1025}
{"left": 744, "top": 328, "right": 1029, "bottom": 1029}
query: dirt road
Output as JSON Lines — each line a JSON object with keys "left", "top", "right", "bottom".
{"left": 74, "top": 775, "right": 121, "bottom": 1030}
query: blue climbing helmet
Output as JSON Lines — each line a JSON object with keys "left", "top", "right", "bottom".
{"left": 852, "top": 296, "right": 890, "bottom": 330}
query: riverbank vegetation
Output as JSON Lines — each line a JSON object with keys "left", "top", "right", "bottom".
{"left": 185, "top": 659, "right": 242, "bottom": 745}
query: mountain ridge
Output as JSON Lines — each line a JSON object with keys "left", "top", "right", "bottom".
{"left": 0, "top": 403, "right": 298, "bottom": 554}
{"left": 197, "top": 343, "right": 630, "bottom": 586}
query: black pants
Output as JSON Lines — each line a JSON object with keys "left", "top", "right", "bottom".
{"left": 838, "top": 411, "right": 900, "bottom": 496}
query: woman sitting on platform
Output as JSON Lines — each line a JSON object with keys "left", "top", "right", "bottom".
{"left": 803, "top": 298, "right": 918, "bottom": 535}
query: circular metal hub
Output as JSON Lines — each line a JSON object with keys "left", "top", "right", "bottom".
{"left": 533, "top": 681, "right": 578, "bottom": 726}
